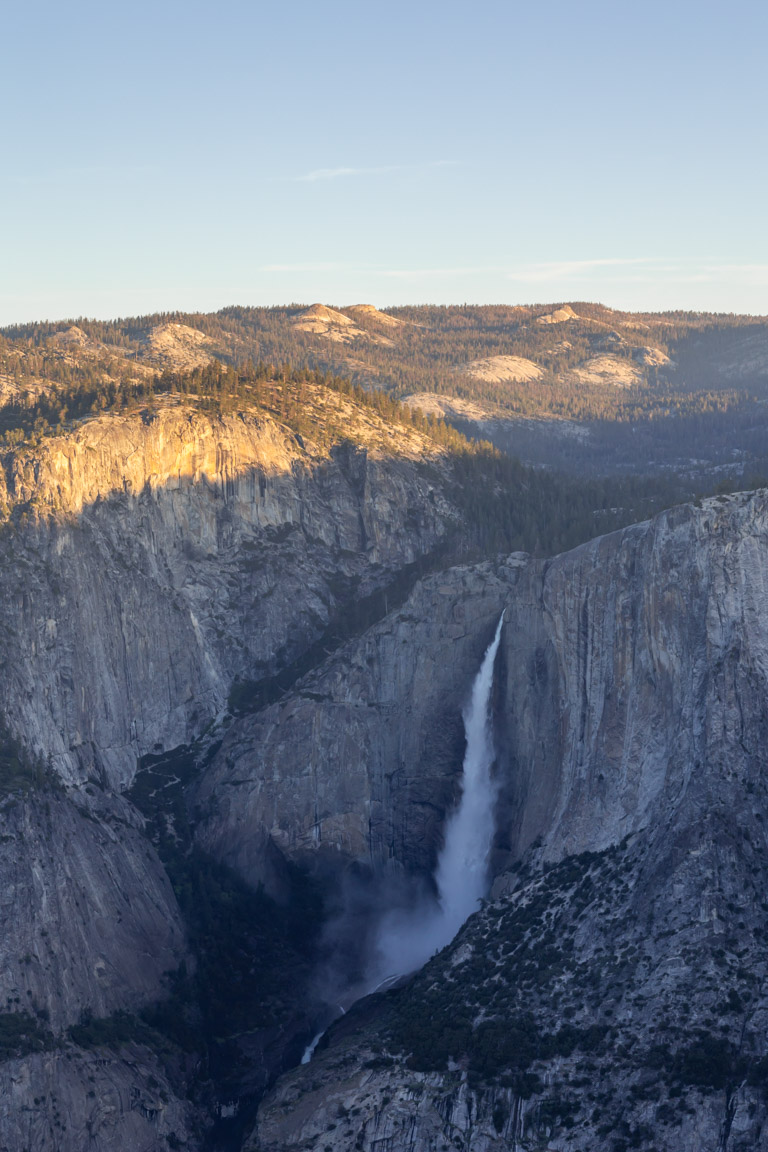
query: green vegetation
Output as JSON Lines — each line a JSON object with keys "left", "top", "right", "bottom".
{"left": 228, "top": 550, "right": 449, "bottom": 714}
{"left": 144, "top": 364, "right": 693, "bottom": 557}
{"left": 2, "top": 303, "right": 768, "bottom": 1137}
{"left": 0, "top": 720, "right": 58, "bottom": 796}
{"left": 58, "top": 744, "right": 323, "bottom": 1107}
{"left": 385, "top": 845, "right": 625, "bottom": 1082}
{"left": 7, "top": 299, "right": 765, "bottom": 402}
{"left": 0, "top": 356, "right": 467, "bottom": 451}
{"left": 3, "top": 304, "right": 767, "bottom": 560}
{"left": 67, "top": 1010, "right": 163, "bottom": 1051}
{"left": 379, "top": 818, "right": 768, "bottom": 1148}
{"left": 641, "top": 1031, "right": 746, "bottom": 1093}
{"left": 0, "top": 1011, "right": 53, "bottom": 1059}
{"left": 0, "top": 374, "right": 157, "bottom": 447}
{"left": 446, "top": 446, "right": 680, "bottom": 557}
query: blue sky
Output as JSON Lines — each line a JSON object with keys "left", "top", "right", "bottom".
{"left": 2, "top": 0, "right": 767, "bottom": 323}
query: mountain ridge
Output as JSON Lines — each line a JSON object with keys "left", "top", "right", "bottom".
{"left": 4, "top": 300, "right": 768, "bottom": 483}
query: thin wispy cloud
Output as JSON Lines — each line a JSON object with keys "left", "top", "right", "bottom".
{"left": 700, "top": 263, "right": 768, "bottom": 278}
{"left": 260, "top": 260, "right": 484, "bottom": 277}
{"left": 377, "top": 266, "right": 498, "bottom": 279}
{"left": 257, "top": 258, "right": 768, "bottom": 293}
{"left": 261, "top": 262, "right": 351, "bottom": 273}
{"left": 504, "top": 259, "right": 768, "bottom": 285}
{"left": 505, "top": 258, "right": 661, "bottom": 283}
{"left": 298, "top": 165, "right": 401, "bottom": 182}
{"left": 295, "top": 160, "right": 458, "bottom": 182}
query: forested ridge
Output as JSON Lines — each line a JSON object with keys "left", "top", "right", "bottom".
{"left": 0, "top": 357, "right": 710, "bottom": 562}
{"left": 2, "top": 302, "right": 767, "bottom": 533}
{"left": 3, "top": 302, "right": 768, "bottom": 413}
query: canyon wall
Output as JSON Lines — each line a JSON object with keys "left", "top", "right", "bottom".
{"left": 245, "top": 490, "right": 768, "bottom": 1152}
{"left": 198, "top": 491, "right": 768, "bottom": 890}
{"left": 0, "top": 399, "right": 458, "bottom": 1151}
{"left": 3, "top": 394, "right": 768, "bottom": 1151}
{"left": 0, "top": 400, "right": 456, "bottom": 791}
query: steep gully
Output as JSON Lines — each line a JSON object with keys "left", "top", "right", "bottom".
{"left": 301, "top": 612, "right": 505, "bottom": 1064}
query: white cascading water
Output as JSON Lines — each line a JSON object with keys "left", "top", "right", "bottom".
{"left": 433, "top": 610, "right": 505, "bottom": 938}
{"left": 301, "top": 613, "right": 505, "bottom": 1063}
{"left": 371, "top": 611, "right": 505, "bottom": 979}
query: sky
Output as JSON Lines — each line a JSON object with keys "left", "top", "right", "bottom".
{"left": 2, "top": 0, "right": 767, "bottom": 323}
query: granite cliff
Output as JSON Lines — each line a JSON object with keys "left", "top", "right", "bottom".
{"left": 0, "top": 394, "right": 456, "bottom": 791}
{"left": 198, "top": 490, "right": 768, "bottom": 885}
{"left": 2, "top": 384, "right": 768, "bottom": 1151}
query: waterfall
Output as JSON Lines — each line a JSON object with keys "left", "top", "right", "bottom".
{"left": 301, "top": 613, "right": 505, "bottom": 1064}
{"left": 433, "top": 611, "right": 505, "bottom": 939}
{"left": 372, "top": 611, "right": 505, "bottom": 979}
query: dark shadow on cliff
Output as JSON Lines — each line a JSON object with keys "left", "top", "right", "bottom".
{"left": 128, "top": 742, "right": 327, "bottom": 1149}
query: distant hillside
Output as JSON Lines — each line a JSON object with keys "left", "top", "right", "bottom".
{"left": 2, "top": 302, "right": 768, "bottom": 483}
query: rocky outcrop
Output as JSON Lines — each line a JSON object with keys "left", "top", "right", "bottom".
{"left": 0, "top": 399, "right": 456, "bottom": 790}
{"left": 252, "top": 795, "right": 768, "bottom": 1151}
{"left": 292, "top": 304, "right": 395, "bottom": 346}
{"left": 536, "top": 304, "right": 579, "bottom": 325}
{"left": 0, "top": 789, "right": 193, "bottom": 1151}
{"left": 139, "top": 321, "right": 216, "bottom": 371}
{"left": 497, "top": 490, "right": 768, "bottom": 865}
{"left": 251, "top": 818, "right": 768, "bottom": 1151}
{"left": 453, "top": 355, "right": 543, "bottom": 384}
{"left": 0, "top": 1043, "right": 198, "bottom": 1152}
{"left": 0, "top": 791, "right": 184, "bottom": 1031}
